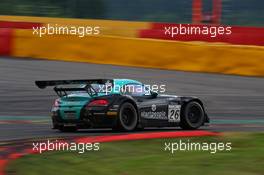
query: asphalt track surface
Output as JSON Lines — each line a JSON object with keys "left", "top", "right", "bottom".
{"left": 0, "top": 57, "right": 264, "bottom": 141}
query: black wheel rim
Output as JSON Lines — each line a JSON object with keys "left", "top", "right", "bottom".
{"left": 187, "top": 105, "right": 202, "bottom": 124}
{"left": 121, "top": 108, "right": 135, "bottom": 127}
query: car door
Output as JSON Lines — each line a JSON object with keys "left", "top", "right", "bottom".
{"left": 121, "top": 83, "right": 169, "bottom": 126}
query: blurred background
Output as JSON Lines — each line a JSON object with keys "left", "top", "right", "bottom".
{"left": 0, "top": 1, "right": 264, "bottom": 175}
{"left": 0, "top": 0, "right": 263, "bottom": 26}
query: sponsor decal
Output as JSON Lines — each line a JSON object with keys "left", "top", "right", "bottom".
{"left": 141, "top": 111, "right": 167, "bottom": 120}
{"left": 141, "top": 105, "right": 166, "bottom": 120}
{"left": 151, "top": 104, "right": 157, "bottom": 111}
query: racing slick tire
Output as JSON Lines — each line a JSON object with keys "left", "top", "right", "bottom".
{"left": 58, "top": 126, "right": 77, "bottom": 132}
{"left": 180, "top": 101, "right": 205, "bottom": 130}
{"left": 115, "top": 102, "right": 138, "bottom": 131}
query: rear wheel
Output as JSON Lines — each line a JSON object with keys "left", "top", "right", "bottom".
{"left": 115, "top": 102, "right": 138, "bottom": 131}
{"left": 180, "top": 101, "right": 205, "bottom": 130}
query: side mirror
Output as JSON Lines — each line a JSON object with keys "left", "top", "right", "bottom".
{"left": 151, "top": 92, "right": 158, "bottom": 98}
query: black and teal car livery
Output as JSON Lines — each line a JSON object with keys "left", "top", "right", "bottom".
{"left": 35, "top": 79, "right": 209, "bottom": 132}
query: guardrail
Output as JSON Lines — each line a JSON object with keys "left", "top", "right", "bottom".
{"left": 11, "top": 29, "right": 264, "bottom": 77}
{"left": 0, "top": 16, "right": 264, "bottom": 77}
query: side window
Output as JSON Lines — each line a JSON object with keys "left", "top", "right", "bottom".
{"left": 121, "top": 83, "right": 150, "bottom": 96}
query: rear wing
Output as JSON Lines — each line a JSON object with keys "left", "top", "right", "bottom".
{"left": 53, "top": 87, "right": 90, "bottom": 97}
{"left": 35, "top": 79, "right": 113, "bottom": 89}
{"left": 35, "top": 79, "right": 113, "bottom": 97}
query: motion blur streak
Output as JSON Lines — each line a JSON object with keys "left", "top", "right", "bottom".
{"left": 12, "top": 30, "right": 264, "bottom": 77}
{"left": 0, "top": 131, "right": 218, "bottom": 175}
{"left": 0, "top": 57, "right": 263, "bottom": 142}
{"left": 75, "top": 131, "right": 220, "bottom": 143}
{"left": 0, "top": 16, "right": 263, "bottom": 76}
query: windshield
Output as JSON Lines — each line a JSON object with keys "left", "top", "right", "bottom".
{"left": 90, "top": 84, "right": 112, "bottom": 93}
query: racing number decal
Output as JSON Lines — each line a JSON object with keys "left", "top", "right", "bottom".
{"left": 168, "top": 105, "right": 181, "bottom": 122}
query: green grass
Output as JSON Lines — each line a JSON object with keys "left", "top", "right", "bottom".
{"left": 7, "top": 133, "right": 264, "bottom": 175}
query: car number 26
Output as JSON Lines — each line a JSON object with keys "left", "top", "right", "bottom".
{"left": 168, "top": 105, "right": 181, "bottom": 122}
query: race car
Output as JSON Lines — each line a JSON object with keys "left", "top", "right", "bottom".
{"left": 35, "top": 79, "right": 209, "bottom": 132}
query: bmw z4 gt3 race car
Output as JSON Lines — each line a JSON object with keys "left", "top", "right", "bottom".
{"left": 35, "top": 79, "right": 209, "bottom": 132}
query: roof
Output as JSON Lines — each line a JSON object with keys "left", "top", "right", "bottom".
{"left": 113, "top": 79, "right": 142, "bottom": 86}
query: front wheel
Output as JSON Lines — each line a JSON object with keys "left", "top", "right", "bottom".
{"left": 180, "top": 101, "right": 205, "bottom": 130}
{"left": 115, "top": 102, "right": 138, "bottom": 131}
